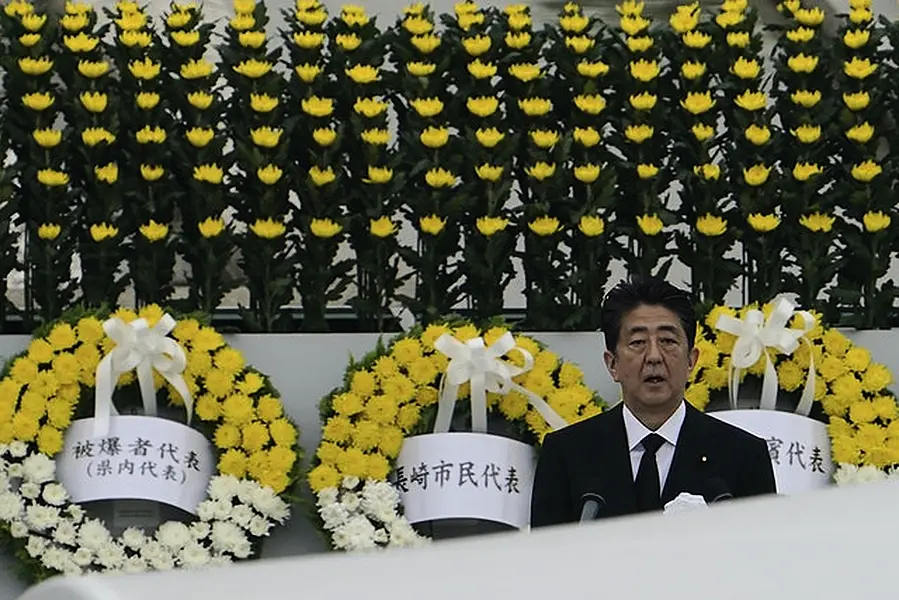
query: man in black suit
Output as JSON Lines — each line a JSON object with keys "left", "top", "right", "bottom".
{"left": 530, "top": 278, "right": 776, "bottom": 527}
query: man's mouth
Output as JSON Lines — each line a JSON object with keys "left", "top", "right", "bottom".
{"left": 644, "top": 375, "right": 665, "bottom": 384}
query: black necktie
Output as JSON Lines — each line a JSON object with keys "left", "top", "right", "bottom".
{"left": 635, "top": 433, "right": 665, "bottom": 513}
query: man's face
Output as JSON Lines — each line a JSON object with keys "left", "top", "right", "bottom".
{"left": 603, "top": 304, "right": 698, "bottom": 414}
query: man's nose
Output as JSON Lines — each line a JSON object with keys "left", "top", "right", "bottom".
{"left": 645, "top": 338, "right": 663, "bottom": 362}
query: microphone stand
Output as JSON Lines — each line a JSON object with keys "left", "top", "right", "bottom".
{"left": 578, "top": 493, "right": 605, "bottom": 524}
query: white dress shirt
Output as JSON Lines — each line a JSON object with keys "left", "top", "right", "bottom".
{"left": 622, "top": 401, "right": 687, "bottom": 491}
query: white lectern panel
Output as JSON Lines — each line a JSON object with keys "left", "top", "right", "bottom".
{"left": 16, "top": 480, "right": 899, "bottom": 600}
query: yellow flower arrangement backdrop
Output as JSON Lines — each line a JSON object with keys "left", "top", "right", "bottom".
{"left": 687, "top": 302, "right": 899, "bottom": 475}
{"left": 308, "top": 321, "right": 604, "bottom": 549}
{"left": 0, "top": 0, "right": 896, "bottom": 333}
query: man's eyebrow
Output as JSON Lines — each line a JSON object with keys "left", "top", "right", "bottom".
{"left": 625, "top": 324, "right": 681, "bottom": 335}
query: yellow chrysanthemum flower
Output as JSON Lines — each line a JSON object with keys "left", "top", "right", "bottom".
{"left": 747, "top": 213, "right": 780, "bottom": 232}
{"left": 799, "top": 213, "right": 834, "bottom": 233}
{"left": 250, "top": 218, "right": 286, "bottom": 240}
{"left": 528, "top": 216, "right": 560, "bottom": 236}
{"left": 696, "top": 214, "right": 727, "bottom": 237}
{"left": 139, "top": 220, "right": 169, "bottom": 242}
{"left": 636, "top": 214, "right": 663, "bottom": 236}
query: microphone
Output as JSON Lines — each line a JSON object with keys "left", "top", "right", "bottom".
{"left": 578, "top": 491, "right": 606, "bottom": 523}
{"left": 704, "top": 477, "right": 733, "bottom": 503}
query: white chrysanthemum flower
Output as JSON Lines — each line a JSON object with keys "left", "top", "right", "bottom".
{"left": 61, "top": 560, "right": 82, "bottom": 575}
{"left": 190, "top": 521, "right": 211, "bottom": 540}
{"left": 363, "top": 480, "right": 400, "bottom": 504}
{"left": 211, "top": 499, "right": 233, "bottom": 520}
{"left": 229, "top": 504, "right": 255, "bottom": 529}
{"left": 342, "top": 476, "right": 361, "bottom": 490}
{"left": 148, "top": 553, "right": 176, "bottom": 571}
{"left": 319, "top": 502, "right": 350, "bottom": 530}
{"left": 341, "top": 492, "right": 361, "bottom": 512}
{"left": 157, "top": 522, "right": 192, "bottom": 550}
{"left": 72, "top": 547, "right": 94, "bottom": 567}
{"left": 77, "top": 519, "right": 112, "bottom": 551}
{"left": 139, "top": 540, "right": 168, "bottom": 563}
{"left": 95, "top": 541, "right": 126, "bottom": 569}
{"left": 25, "top": 504, "right": 61, "bottom": 531}
{"left": 0, "top": 491, "right": 24, "bottom": 520}
{"left": 834, "top": 463, "right": 887, "bottom": 485}
{"left": 856, "top": 465, "right": 888, "bottom": 483}
{"left": 178, "top": 541, "right": 212, "bottom": 568}
{"left": 361, "top": 480, "right": 402, "bottom": 523}
{"left": 208, "top": 554, "right": 233, "bottom": 567}
{"left": 9, "top": 441, "right": 29, "bottom": 458}
{"left": 387, "top": 518, "right": 428, "bottom": 548}
{"left": 19, "top": 482, "right": 41, "bottom": 500}
{"left": 833, "top": 464, "right": 859, "bottom": 486}
{"left": 236, "top": 479, "right": 258, "bottom": 504}
{"left": 247, "top": 515, "right": 272, "bottom": 537}
{"left": 52, "top": 521, "right": 78, "bottom": 546}
{"left": 121, "top": 527, "right": 147, "bottom": 550}
{"left": 231, "top": 536, "right": 252, "bottom": 559}
{"left": 249, "top": 485, "right": 289, "bottom": 521}
{"left": 122, "top": 555, "right": 149, "bottom": 573}
{"left": 210, "top": 521, "right": 246, "bottom": 554}
{"left": 9, "top": 520, "right": 28, "bottom": 538}
{"left": 372, "top": 528, "right": 389, "bottom": 544}
{"left": 41, "top": 483, "right": 68, "bottom": 506}
{"left": 196, "top": 500, "right": 217, "bottom": 521}
{"left": 25, "top": 535, "right": 49, "bottom": 558}
{"left": 22, "top": 454, "right": 55, "bottom": 483}
{"left": 318, "top": 488, "right": 339, "bottom": 507}
{"left": 67, "top": 504, "right": 85, "bottom": 523}
{"left": 332, "top": 514, "right": 378, "bottom": 551}
{"left": 41, "top": 547, "right": 75, "bottom": 572}
{"left": 208, "top": 476, "right": 241, "bottom": 502}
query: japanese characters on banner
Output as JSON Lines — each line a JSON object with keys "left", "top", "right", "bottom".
{"left": 393, "top": 433, "right": 536, "bottom": 529}
{"left": 709, "top": 410, "right": 832, "bottom": 495}
{"left": 56, "top": 416, "right": 215, "bottom": 515}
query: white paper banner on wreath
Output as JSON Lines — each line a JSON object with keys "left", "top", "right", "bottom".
{"left": 709, "top": 410, "right": 833, "bottom": 496}
{"left": 56, "top": 416, "right": 215, "bottom": 515}
{"left": 393, "top": 433, "right": 536, "bottom": 529}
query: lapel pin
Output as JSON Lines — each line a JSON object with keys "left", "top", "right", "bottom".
{"left": 701, "top": 455, "right": 708, "bottom": 463}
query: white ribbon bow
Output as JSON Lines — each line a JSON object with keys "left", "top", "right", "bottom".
{"left": 93, "top": 314, "right": 193, "bottom": 437}
{"left": 714, "top": 297, "right": 817, "bottom": 415}
{"left": 432, "top": 332, "right": 568, "bottom": 434}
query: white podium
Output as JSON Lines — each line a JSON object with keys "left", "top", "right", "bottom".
{"left": 16, "top": 479, "right": 899, "bottom": 600}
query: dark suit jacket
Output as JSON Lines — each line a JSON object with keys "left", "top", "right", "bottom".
{"left": 530, "top": 402, "right": 776, "bottom": 528}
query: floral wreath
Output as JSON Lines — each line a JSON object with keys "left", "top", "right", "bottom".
{"left": 686, "top": 299, "right": 899, "bottom": 486}
{"left": 0, "top": 305, "right": 300, "bottom": 580}
{"left": 308, "top": 320, "right": 604, "bottom": 550}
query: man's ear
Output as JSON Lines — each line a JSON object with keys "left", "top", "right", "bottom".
{"left": 604, "top": 349, "right": 619, "bottom": 382}
{"left": 688, "top": 345, "right": 700, "bottom": 372}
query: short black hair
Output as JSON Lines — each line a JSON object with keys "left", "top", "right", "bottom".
{"left": 600, "top": 277, "right": 696, "bottom": 352}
